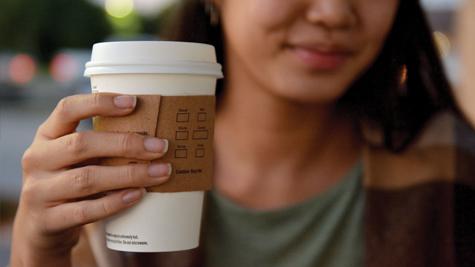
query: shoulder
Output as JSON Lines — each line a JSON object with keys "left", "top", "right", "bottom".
{"left": 363, "top": 111, "right": 475, "bottom": 189}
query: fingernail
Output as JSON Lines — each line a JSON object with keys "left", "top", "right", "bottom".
{"left": 122, "top": 189, "right": 144, "bottom": 204}
{"left": 144, "top": 138, "right": 168, "bottom": 153}
{"left": 114, "top": 95, "right": 137, "bottom": 109}
{"left": 148, "top": 163, "right": 172, "bottom": 177}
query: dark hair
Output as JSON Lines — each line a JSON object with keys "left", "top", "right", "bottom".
{"left": 163, "top": 0, "right": 459, "bottom": 153}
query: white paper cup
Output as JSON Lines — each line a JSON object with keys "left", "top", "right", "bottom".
{"left": 84, "top": 41, "right": 223, "bottom": 252}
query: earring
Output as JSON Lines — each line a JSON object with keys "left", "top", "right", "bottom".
{"left": 204, "top": 0, "right": 220, "bottom": 26}
{"left": 399, "top": 65, "right": 408, "bottom": 96}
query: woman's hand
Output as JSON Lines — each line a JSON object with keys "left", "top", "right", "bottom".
{"left": 10, "top": 94, "right": 171, "bottom": 267}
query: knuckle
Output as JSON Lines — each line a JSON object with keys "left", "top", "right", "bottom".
{"left": 66, "top": 132, "right": 89, "bottom": 155}
{"left": 119, "top": 133, "right": 138, "bottom": 155}
{"left": 56, "top": 97, "right": 72, "bottom": 118}
{"left": 21, "top": 179, "right": 38, "bottom": 202}
{"left": 101, "top": 201, "right": 115, "bottom": 217}
{"left": 72, "top": 167, "right": 95, "bottom": 195}
{"left": 89, "top": 93, "right": 103, "bottom": 110}
{"left": 123, "top": 165, "right": 139, "bottom": 185}
{"left": 21, "top": 148, "right": 36, "bottom": 172}
{"left": 72, "top": 205, "right": 89, "bottom": 224}
{"left": 36, "top": 122, "right": 48, "bottom": 136}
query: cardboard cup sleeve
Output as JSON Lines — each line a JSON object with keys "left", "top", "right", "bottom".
{"left": 93, "top": 94, "right": 215, "bottom": 192}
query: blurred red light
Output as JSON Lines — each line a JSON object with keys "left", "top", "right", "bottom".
{"left": 9, "top": 54, "right": 37, "bottom": 85}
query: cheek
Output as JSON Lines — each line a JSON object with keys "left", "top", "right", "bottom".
{"left": 246, "top": 0, "right": 298, "bottom": 30}
{"left": 221, "top": 0, "right": 298, "bottom": 45}
{"left": 221, "top": 0, "right": 295, "bottom": 76}
{"left": 222, "top": 0, "right": 294, "bottom": 29}
{"left": 347, "top": 1, "right": 399, "bottom": 84}
{"left": 359, "top": 1, "right": 399, "bottom": 56}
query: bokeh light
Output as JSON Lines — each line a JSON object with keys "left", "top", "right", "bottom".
{"left": 50, "top": 53, "right": 78, "bottom": 83}
{"left": 105, "top": 0, "right": 134, "bottom": 18}
{"left": 8, "top": 54, "right": 37, "bottom": 85}
{"left": 433, "top": 31, "right": 452, "bottom": 58}
{"left": 107, "top": 10, "right": 141, "bottom": 35}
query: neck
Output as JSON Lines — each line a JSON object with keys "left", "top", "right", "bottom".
{"left": 213, "top": 64, "right": 362, "bottom": 209}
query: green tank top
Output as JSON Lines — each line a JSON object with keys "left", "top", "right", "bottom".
{"left": 204, "top": 161, "right": 364, "bottom": 267}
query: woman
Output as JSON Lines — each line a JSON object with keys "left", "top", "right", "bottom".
{"left": 10, "top": 0, "right": 475, "bottom": 266}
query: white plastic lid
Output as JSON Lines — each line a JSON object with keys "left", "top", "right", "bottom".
{"left": 84, "top": 41, "right": 223, "bottom": 78}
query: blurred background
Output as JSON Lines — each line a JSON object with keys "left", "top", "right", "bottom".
{"left": 0, "top": 0, "right": 462, "bottom": 264}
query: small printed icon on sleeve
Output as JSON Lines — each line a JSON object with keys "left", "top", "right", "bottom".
{"left": 176, "top": 112, "right": 190, "bottom": 122}
{"left": 197, "top": 112, "right": 207, "bottom": 122}
{"left": 175, "top": 148, "right": 188, "bottom": 159}
{"left": 192, "top": 130, "right": 209, "bottom": 140}
{"left": 175, "top": 130, "right": 189, "bottom": 140}
{"left": 195, "top": 148, "right": 205, "bottom": 158}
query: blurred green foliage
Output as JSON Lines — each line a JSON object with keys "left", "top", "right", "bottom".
{"left": 0, "top": 0, "right": 111, "bottom": 62}
{"left": 0, "top": 0, "right": 179, "bottom": 63}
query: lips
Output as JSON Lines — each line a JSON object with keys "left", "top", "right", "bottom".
{"left": 287, "top": 43, "right": 352, "bottom": 71}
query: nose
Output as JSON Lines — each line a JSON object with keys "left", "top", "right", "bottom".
{"left": 305, "top": 0, "right": 356, "bottom": 30}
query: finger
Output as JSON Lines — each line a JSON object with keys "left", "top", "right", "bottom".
{"left": 37, "top": 94, "right": 137, "bottom": 140}
{"left": 44, "top": 163, "right": 171, "bottom": 201}
{"left": 34, "top": 131, "right": 168, "bottom": 170}
{"left": 44, "top": 188, "right": 146, "bottom": 232}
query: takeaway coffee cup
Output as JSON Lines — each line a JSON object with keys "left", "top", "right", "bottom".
{"left": 84, "top": 41, "right": 223, "bottom": 252}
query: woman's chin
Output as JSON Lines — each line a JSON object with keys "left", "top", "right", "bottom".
{"left": 268, "top": 82, "right": 350, "bottom": 106}
{"left": 271, "top": 90, "right": 344, "bottom": 106}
